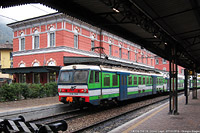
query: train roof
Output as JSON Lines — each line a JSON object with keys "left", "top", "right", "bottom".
{"left": 61, "top": 64, "right": 164, "bottom": 77}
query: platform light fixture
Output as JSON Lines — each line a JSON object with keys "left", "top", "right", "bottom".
{"left": 153, "top": 35, "right": 157, "bottom": 38}
{"left": 113, "top": 8, "right": 120, "bottom": 13}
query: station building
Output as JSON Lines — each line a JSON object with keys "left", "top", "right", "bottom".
{"left": 154, "top": 56, "right": 185, "bottom": 75}
{"left": 0, "top": 43, "right": 13, "bottom": 80}
{"left": 2, "top": 12, "right": 157, "bottom": 84}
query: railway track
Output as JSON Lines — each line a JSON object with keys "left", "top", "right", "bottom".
{"left": 24, "top": 92, "right": 183, "bottom": 132}
{"left": 28, "top": 107, "right": 89, "bottom": 125}
{"left": 70, "top": 92, "right": 184, "bottom": 132}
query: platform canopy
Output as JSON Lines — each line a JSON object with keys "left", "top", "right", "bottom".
{"left": 1, "top": 66, "right": 61, "bottom": 74}
{"left": 2, "top": 0, "right": 200, "bottom": 72}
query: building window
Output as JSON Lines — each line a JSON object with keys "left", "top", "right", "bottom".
{"left": 128, "top": 51, "right": 130, "bottom": 60}
{"left": 119, "top": 48, "right": 122, "bottom": 58}
{"left": 146, "top": 56, "right": 148, "bottom": 64}
{"left": 19, "top": 32, "right": 25, "bottom": 51}
{"left": 151, "top": 59, "right": 153, "bottom": 66}
{"left": 48, "top": 72, "right": 56, "bottom": 82}
{"left": 109, "top": 44, "right": 112, "bottom": 56}
{"left": 74, "top": 35, "right": 78, "bottom": 49}
{"left": 33, "top": 73, "right": 40, "bottom": 83}
{"left": 20, "top": 38, "right": 25, "bottom": 51}
{"left": 156, "top": 59, "right": 159, "bottom": 64}
{"left": 141, "top": 55, "right": 143, "bottom": 63}
{"left": 135, "top": 53, "right": 137, "bottom": 62}
{"left": 91, "top": 40, "right": 94, "bottom": 51}
{"left": 163, "top": 59, "right": 167, "bottom": 64}
{"left": 48, "top": 27, "right": 55, "bottom": 47}
{"left": 50, "top": 32, "right": 55, "bottom": 47}
{"left": 33, "top": 30, "right": 39, "bottom": 49}
{"left": 19, "top": 74, "right": 26, "bottom": 83}
{"left": 10, "top": 52, "right": 13, "bottom": 61}
{"left": 32, "top": 62, "right": 40, "bottom": 66}
{"left": 163, "top": 67, "right": 166, "bottom": 71}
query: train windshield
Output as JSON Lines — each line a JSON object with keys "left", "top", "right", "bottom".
{"left": 58, "top": 70, "right": 89, "bottom": 84}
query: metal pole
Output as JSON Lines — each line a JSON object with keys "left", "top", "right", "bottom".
{"left": 184, "top": 69, "right": 188, "bottom": 104}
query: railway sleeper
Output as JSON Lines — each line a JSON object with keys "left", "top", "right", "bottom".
{"left": 0, "top": 115, "right": 68, "bottom": 133}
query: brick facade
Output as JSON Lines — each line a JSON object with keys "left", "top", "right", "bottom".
{"left": 8, "top": 13, "right": 156, "bottom": 83}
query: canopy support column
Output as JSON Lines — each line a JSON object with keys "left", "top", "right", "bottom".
{"left": 192, "top": 69, "right": 197, "bottom": 99}
{"left": 169, "top": 45, "right": 179, "bottom": 115}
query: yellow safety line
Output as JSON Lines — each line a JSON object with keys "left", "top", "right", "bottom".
{"left": 123, "top": 104, "right": 169, "bottom": 133}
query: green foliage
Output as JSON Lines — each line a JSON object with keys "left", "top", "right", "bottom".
{"left": 0, "top": 82, "right": 58, "bottom": 102}
{"left": 44, "top": 82, "right": 58, "bottom": 97}
{"left": 0, "top": 83, "right": 18, "bottom": 101}
{"left": 29, "top": 84, "right": 44, "bottom": 98}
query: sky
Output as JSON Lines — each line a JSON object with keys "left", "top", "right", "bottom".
{"left": 0, "top": 3, "right": 57, "bottom": 23}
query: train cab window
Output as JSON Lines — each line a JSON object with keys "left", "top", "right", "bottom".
{"left": 113, "top": 75, "right": 118, "bottom": 86}
{"left": 90, "top": 71, "right": 100, "bottom": 83}
{"left": 104, "top": 74, "right": 110, "bottom": 86}
{"left": 95, "top": 71, "right": 99, "bottom": 83}
{"left": 89, "top": 71, "right": 94, "bottom": 83}
{"left": 138, "top": 77, "right": 142, "bottom": 85}
{"left": 143, "top": 77, "right": 145, "bottom": 85}
{"left": 128, "top": 76, "right": 132, "bottom": 85}
{"left": 134, "top": 76, "right": 137, "bottom": 85}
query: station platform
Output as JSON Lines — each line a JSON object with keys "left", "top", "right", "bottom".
{"left": 110, "top": 90, "right": 200, "bottom": 133}
{"left": 0, "top": 96, "right": 61, "bottom": 113}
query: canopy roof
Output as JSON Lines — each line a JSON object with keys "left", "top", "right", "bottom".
{"left": 2, "top": 0, "right": 200, "bottom": 71}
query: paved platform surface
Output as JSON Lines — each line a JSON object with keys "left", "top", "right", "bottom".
{"left": 110, "top": 90, "right": 200, "bottom": 133}
{"left": 0, "top": 96, "right": 61, "bottom": 113}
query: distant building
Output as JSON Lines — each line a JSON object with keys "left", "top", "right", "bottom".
{"left": 155, "top": 56, "right": 185, "bottom": 75}
{"left": 2, "top": 13, "right": 156, "bottom": 84}
{"left": 0, "top": 43, "right": 13, "bottom": 79}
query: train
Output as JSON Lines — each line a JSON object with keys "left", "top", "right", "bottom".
{"left": 57, "top": 64, "right": 185, "bottom": 106}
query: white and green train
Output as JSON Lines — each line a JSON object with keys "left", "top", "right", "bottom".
{"left": 58, "top": 64, "right": 183, "bottom": 105}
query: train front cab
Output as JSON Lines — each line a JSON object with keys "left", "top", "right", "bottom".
{"left": 58, "top": 68, "right": 91, "bottom": 105}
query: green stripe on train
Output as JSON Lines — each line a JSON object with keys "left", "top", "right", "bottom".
{"left": 128, "top": 89, "right": 152, "bottom": 95}
{"left": 89, "top": 93, "right": 119, "bottom": 100}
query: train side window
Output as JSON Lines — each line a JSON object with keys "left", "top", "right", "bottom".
{"left": 147, "top": 77, "right": 149, "bottom": 85}
{"left": 95, "top": 71, "right": 99, "bottom": 83}
{"left": 139, "top": 77, "right": 142, "bottom": 85}
{"left": 149, "top": 77, "right": 152, "bottom": 84}
{"left": 128, "top": 76, "right": 132, "bottom": 85}
{"left": 89, "top": 71, "right": 94, "bottom": 83}
{"left": 113, "top": 75, "right": 118, "bottom": 86}
{"left": 150, "top": 77, "right": 152, "bottom": 84}
{"left": 134, "top": 76, "right": 137, "bottom": 85}
{"left": 143, "top": 77, "right": 145, "bottom": 85}
{"left": 104, "top": 74, "right": 110, "bottom": 86}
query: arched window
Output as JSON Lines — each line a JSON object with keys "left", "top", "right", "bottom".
{"left": 48, "top": 61, "right": 56, "bottom": 66}
{"left": 32, "top": 30, "right": 39, "bottom": 49}
{"left": 32, "top": 62, "right": 40, "bottom": 66}
{"left": 74, "top": 28, "right": 79, "bottom": 49}
{"left": 91, "top": 34, "right": 95, "bottom": 51}
{"left": 48, "top": 27, "right": 55, "bottom": 47}
{"left": 108, "top": 39, "right": 112, "bottom": 56}
{"left": 19, "top": 32, "right": 25, "bottom": 51}
{"left": 19, "top": 63, "right": 25, "bottom": 67}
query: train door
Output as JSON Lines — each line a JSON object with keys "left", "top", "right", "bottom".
{"left": 152, "top": 76, "right": 157, "bottom": 94}
{"left": 119, "top": 74, "right": 128, "bottom": 100}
